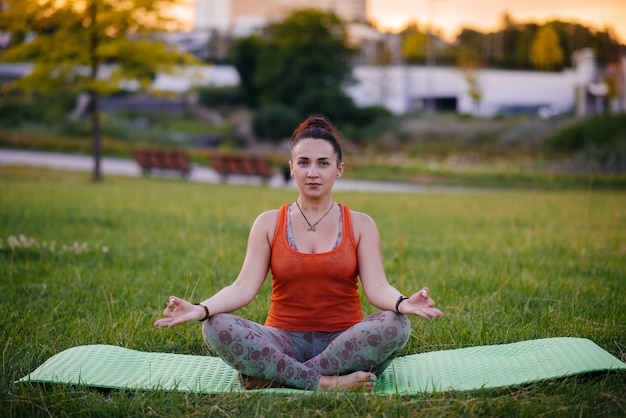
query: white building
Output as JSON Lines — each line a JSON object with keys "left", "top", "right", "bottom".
{"left": 345, "top": 48, "right": 613, "bottom": 117}
{"left": 346, "top": 65, "right": 580, "bottom": 117}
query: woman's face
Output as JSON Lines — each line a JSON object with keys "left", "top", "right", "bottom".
{"left": 290, "top": 138, "right": 344, "bottom": 198}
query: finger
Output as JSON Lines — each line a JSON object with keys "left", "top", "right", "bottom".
{"left": 425, "top": 308, "right": 443, "bottom": 318}
{"left": 414, "top": 308, "right": 442, "bottom": 319}
{"left": 154, "top": 318, "right": 170, "bottom": 327}
{"left": 414, "top": 311, "right": 431, "bottom": 319}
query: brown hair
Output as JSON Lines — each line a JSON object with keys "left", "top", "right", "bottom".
{"left": 290, "top": 114, "right": 343, "bottom": 163}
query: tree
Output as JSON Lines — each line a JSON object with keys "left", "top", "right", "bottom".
{"left": 400, "top": 22, "right": 427, "bottom": 63}
{"left": 458, "top": 54, "right": 483, "bottom": 116}
{"left": 0, "top": 0, "right": 196, "bottom": 181}
{"left": 531, "top": 24, "right": 565, "bottom": 70}
{"left": 253, "top": 9, "right": 356, "bottom": 108}
{"left": 231, "top": 35, "right": 264, "bottom": 107}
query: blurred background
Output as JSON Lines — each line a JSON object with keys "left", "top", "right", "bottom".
{"left": 1, "top": 0, "right": 625, "bottom": 183}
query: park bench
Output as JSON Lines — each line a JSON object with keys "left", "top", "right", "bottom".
{"left": 210, "top": 154, "right": 273, "bottom": 183}
{"left": 132, "top": 148, "right": 192, "bottom": 178}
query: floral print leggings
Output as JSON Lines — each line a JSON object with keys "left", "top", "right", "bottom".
{"left": 202, "top": 310, "right": 411, "bottom": 390}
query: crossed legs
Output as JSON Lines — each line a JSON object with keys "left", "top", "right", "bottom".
{"left": 202, "top": 311, "right": 410, "bottom": 391}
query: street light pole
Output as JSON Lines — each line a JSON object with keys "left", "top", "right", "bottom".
{"left": 426, "top": 0, "right": 442, "bottom": 115}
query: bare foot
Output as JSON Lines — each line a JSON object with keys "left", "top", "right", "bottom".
{"left": 317, "top": 371, "right": 377, "bottom": 392}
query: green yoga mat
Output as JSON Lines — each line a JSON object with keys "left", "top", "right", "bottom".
{"left": 18, "top": 337, "right": 626, "bottom": 394}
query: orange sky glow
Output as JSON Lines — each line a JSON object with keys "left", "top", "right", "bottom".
{"left": 172, "top": 0, "right": 626, "bottom": 43}
{"left": 369, "top": 0, "right": 626, "bottom": 42}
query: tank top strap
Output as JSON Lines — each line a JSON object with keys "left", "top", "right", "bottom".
{"left": 341, "top": 204, "right": 357, "bottom": 250}
{"left": 271, "top": 203, "right": 290, "bottom": 247}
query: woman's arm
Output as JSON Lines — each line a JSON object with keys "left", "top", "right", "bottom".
{"left": 353, "top": 211, "right": 442, "bottom": 319}
{"left": 154, "top": 210, "right": 276, "bottom": 328}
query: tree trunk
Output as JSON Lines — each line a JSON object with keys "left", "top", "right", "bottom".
{"left": 88, "top": 1, "right": 101, "bottom": 182}
{"left": 91, "top": 91, "right": 102, "bottom": 182}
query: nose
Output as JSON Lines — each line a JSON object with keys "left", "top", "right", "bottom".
{"left": 307, "top": 165, "right": 319, "bottom": 177}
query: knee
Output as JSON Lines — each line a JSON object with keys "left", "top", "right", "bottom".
{"left": 201, "top": 313, "right": 235, "bottom": 349}
{"left": 370, "top": 310, "right": 411, "bottom": 344}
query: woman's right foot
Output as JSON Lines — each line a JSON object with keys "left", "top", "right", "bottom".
{"left": 317, "top": 371, "right": 377, "bottom": 392}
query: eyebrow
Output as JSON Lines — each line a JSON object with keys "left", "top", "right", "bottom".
{"left": 295, "top": 156, "right": 331, "bottom": 161}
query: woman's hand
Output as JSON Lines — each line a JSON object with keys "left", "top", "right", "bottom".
{"left": 153, "top": 296, "right": 204, "bottom": 328}
{"left": 399, "top": 288, "right": 443, "bottom": 319}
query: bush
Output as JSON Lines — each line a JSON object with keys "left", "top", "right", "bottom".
{"left": 0, "top": 90, "right": 78, "bottom": 126}
{"left": 252, "top": 105, "right": 300, "bottom": 143}
{"left": 351, "top": 105, "right": 393, "bottom": 125}
{"left": 543, "top": 114, "right": 626, "bottom": 171}
{"left": 0, "top": 100, "right": 37, "bottom": 127}
{"left": 197, "top": 86, "right": 246, "bottom": 108}
{"left": 293, "top": 87, "right": 357, "bottom": 127}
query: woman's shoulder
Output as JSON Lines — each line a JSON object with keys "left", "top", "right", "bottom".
{"left": 347, "top": 207, "right": 374, "bottom": 222}
{"left": 254, "top": 208, "right": 280, "bottom": 224}
{"left": 346, "top": 208, "right": 380, "bottom": 246}
{"left": 249, "top": 209, "right": 280, "bottom": 242}
{"left": 346, "top": 208, "right": 377, "bottom": 231}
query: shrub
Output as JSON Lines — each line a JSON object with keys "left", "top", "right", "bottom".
{"left": 252, "top": 105, "right": 300, "bottom": 143}
{"left": 542, "top": 114, "right": 626, "bottom": 171}
{"left": 293, "top": 87, "right": 357, "bottom": 127}
{"left": 0, "top": 100, "right": 37, "bottom": 127}
{"left": 351, "top": 105, "right": 393, "bottom": 125}
{"left": 197, "top": 86, "right": 246, "bottom": 108}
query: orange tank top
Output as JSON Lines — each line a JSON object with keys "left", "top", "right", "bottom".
{"left": 265, "top": 203, "right": 364, "bottom": 331}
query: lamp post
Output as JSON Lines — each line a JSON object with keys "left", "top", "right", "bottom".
{"left": 425, "top": 0, "right": 442, "bottom": 114}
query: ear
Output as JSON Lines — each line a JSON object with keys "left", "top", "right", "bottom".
{"left": 336, "top": 161, "right": 345, "bottom": 178}
{"left": 288, "top": 160, "right": 293, "bottom": 176}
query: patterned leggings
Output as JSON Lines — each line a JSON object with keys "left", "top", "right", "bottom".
{"left": 202, "top": 311, "right": 411, "bottom": 390}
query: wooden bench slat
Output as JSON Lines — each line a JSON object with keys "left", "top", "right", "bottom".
{"left": 210, "top": 154, "right": 273, "bottom": 183}
{"left": 132, "top": 148, "right": 191, "bottom": 178}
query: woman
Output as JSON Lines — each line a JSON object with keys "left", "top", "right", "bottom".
{"left": 154, "top": 115, "right": 443, "bottom": 391}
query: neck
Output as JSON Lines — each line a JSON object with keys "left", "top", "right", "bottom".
{"left": 294, "top": 198, "right": 335, "bottom": 232}
{"left": 296, "top": 197, "right": 333, "bottom": 211}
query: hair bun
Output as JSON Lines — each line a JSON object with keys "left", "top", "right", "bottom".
{"left": 304, "top": 115, "right": 332, "bottom": 131}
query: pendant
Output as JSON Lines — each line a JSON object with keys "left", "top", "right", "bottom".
{"left": 307, "top": 226, "right": 316, "bottom": 232}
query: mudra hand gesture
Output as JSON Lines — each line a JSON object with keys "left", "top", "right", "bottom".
{"left": 397, "top": 288, "right": 443, "bottom": 319}
{"left": 154, "top": 296, "right": 204, "bottom": 328}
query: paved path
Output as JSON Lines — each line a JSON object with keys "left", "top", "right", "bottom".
{"left": 0, "top": 148, "right": 470, "bottom": 194}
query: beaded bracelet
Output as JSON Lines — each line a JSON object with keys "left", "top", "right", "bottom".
{"left": 193, "top": 302, "right": 210, "bottom": 321}
{"left": 395, "top": 296, "right": 408, "bottom": 314}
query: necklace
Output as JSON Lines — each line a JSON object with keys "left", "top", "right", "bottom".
{"left": 295, "top": 200, "right": 335, "bottom": 232}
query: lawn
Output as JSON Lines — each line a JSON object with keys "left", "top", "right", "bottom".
{"left": 1, "top": 166, "right": 625, "bottom": 417}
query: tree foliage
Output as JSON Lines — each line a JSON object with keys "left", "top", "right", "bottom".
{"left": 253, "top": 8, "right": 356, "bottom": 108}
{"left": 400, "top": 22, "right": 427, "bottom": 64}
{"left": 0, "top": 0, "right": 197, "bottom": 180}
{"left": 231, "top": 9, "right": 369, "bottom": 141}
{"left": 230, "top": 35, "right": 263, "bottom": 107}
{"left": 401, "top": 12, "right": 623, "bottom": 71}
{"left": 531, "top": 24, "right": 565, "bottom": 70}
{"left": 251, "top": 104, "right": 300, "bottom": 142}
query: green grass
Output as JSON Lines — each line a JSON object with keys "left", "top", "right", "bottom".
{"left": 1, "top": 166, "right": 625, "bottom": 417}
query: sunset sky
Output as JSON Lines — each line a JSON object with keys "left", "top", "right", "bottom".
{"left": 175, "top": 0, "right": 626, "bottom": 43}
{"left": 368, "top": 0, "right": 626, "bottom": 42}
